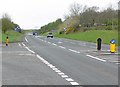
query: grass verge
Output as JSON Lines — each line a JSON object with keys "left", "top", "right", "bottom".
{"left": 2, "top": 30, "right": 24, "bottom": 43}
{"left": 54, "top": 30, "right": 118, "bottom": 46}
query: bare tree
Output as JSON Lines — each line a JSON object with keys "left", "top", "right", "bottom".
{"left": 69, "top": 2, "right": 82, "bottom": 17}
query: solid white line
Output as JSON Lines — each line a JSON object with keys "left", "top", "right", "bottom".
{"left": 18, "top": 43, "right": 21, "bottom": 47}
{"left": 86, "top": 54, "right": 106, "bottom": 62}
{"left": 25, "top": 37, "right": 28, "bottom": 42}
{"left": 69, "top": 49, "right": 80, "bottom": 53}
{"left": 59, "top": 46, "right": 66, "bottom": 49}
{"left": 65, "top": 78, "right": 74, "bottom": 82}
{"left": 36, "top": 55, "right": 45, "bottom": 61}
{"left": 25, "top": 47, "right": 35, "bottom": 54}
{"left": 70, "top": 82, "right": 79, "bottom": 85}
{"left": 22, "top": 43, "right": 26, "bottom": 47}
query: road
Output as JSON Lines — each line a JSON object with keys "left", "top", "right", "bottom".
{"left": 2, "top": 35, "right": 119, "bottom": 86}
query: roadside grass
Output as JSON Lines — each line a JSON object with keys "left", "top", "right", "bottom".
{"left": 54, "top": 30, "right": 118, "bottom": 46}
{"left": 2, "top": 30, "right": 24, "bottom": 43}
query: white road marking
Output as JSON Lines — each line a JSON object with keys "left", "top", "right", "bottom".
{"left": 70, "top": 82, "right": 79, "bottom": 85}
{"left": 36, "top": 54, "right": 80, "bottom": 85}
{"left": 25, "top": 47, "right": 35, "bottom": 54}
{"left": 18, "top": 43, "right": 21, "bottom": 47}
{"left": 58, "top": 72, "right": 65, "bottom": 75}
{"left": 86, "top": 54, "right": 106, "bottom": 62}
{"left": 58, "top": 41, "right": 62, "bottom": 44}
{"left": 19, "top": 54, "right": 35, "bottom": 56}
{"left": 65, "top": 78, "right": 74, "bottom": 82}
{"left": 61, "top": 75, "right": 68, "bottom": 78}
{"left": 22, "top": 43, "right": 26, "bottom": 47}
{"left": 100, "top": 53, "right": 118, "bottom": 55}
{"left": 52, "top": 68, "right": 58, "bottom": 71}
{"left": 69, "top": 49, "right": 80, "bottom": 54}
{"left": 55, "top": 70, "right": 61, "bottom": 73}
{"left": 48, "top": 42, "right": 51, "bottom": 44}
{"left": 48, "top": 64, "right": 55, "bottom": 68}
{"left": 52, "top": 43, "right": 57, "bottom": 46}
{"left": 70, "top": 42, "right": 75, "bottom": 44}
{"left": 116, "top": 63, "right": 120, "bottom": 65}
{"left": 59, "top": 46, "right": 66, "bottom": 49}
{"left": 25, "top": 37, "right": 28, "bottom": 42}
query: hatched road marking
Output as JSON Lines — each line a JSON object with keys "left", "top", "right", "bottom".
{"left": 86, "top": 54, "right": 106, "bottom": 62}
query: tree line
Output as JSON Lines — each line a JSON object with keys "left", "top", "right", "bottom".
{"left": 39, "top": 2, "right": 118, "bottom": 34}
{"left": 0, "top": 13, "right": 21, "bottom": 34}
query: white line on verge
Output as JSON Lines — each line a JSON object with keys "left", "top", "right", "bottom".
{"left": 86, "top": 54, "right": 106, "bottom": 62}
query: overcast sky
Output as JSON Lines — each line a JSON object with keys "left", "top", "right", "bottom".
{"left": 0, "top": 0, "right": 118, "bottom": 29}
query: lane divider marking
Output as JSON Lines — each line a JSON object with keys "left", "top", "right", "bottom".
{"left": 69, "top": 49, "right": 80, "bottom": 54}
{"left": 59, "top": 46, "right": 66, "bottom": 49}
{"left": 86, "top": 54, "right": 106, "bottom": 62}
{"left": 52, "top": 43, "right": 57, "bottom": 46}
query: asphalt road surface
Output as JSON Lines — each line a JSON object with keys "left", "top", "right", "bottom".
{"left": 2, "top": 35, "right": 119, "bottom": 86}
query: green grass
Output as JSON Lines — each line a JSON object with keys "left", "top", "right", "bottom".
{"left": 54, "top": 30, "right": 118, "bottom": 45}
{"left": 2, "top": 30, "right": 24, "bottom": 43}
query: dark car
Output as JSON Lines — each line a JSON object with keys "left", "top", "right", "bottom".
{"left": 33, "top": 32, "right": 37, "bottom": 36}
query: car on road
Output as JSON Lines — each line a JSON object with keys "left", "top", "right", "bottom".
{"left": 33, "top": 32, "right": 37, "bottom": 36}
{"left": 47, "top": 32, "right": 53, "bottom": 38}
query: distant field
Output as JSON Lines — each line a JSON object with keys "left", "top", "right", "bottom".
{"left": 2, "top": 30, "right": 24, "bottom": 43}
{"left": 54, "top": 30, "right": 118, "bottom": 45}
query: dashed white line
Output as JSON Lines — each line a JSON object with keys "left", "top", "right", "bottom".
{"left": 65, "top": 78, "right": 74, "bottom": 82}
{"left": 52, "top": 43, "right": 57, "bottom": 46}
{"left": 70, "top": 82, "right": 79, "bottom": 85}
{"left": 61, "top": 75, "right": 68, "bottom": 78}
{"left": 58, "top": 72, "right": 65, "bottom": 75}
{"left": 59, "top": 46, "right": 66, "bottom": 49}
{"left": 86, "top": 54, "right": 106, "bottom": 62}
{"left": 36, "top": 54, "right": 80, "bottom": 85}
{"left": 55, "top": 70, "right": 61, "bottom": 73}
{"left": 48, "top": 42, "right": 51, "bottom": 44}
{"left": 25, "top": 37, "right": 28, "bottom": 42}
{"left": 69, "top": 49, "right": 80, "bottom": 54}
